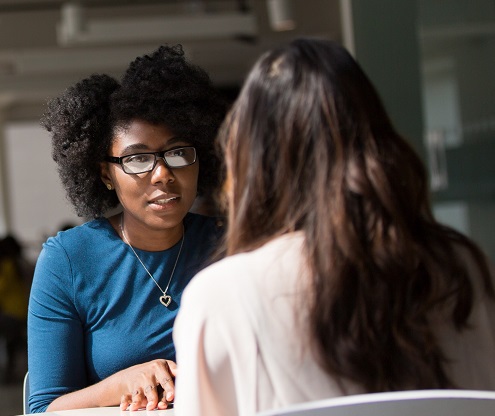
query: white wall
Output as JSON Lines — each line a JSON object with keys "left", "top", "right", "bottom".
{"left": 3, "top": 122, "right": 81, "bottom": 262}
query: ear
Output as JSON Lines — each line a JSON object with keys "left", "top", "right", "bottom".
{"left": 100, "top": 162, "right": 114, "bottom": 190}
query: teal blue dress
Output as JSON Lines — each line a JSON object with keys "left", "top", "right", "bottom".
{"left": 27, "top": 213, "right": 222, "bottom": 413}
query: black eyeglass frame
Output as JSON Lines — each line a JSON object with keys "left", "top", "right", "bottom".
{"left": 105, "top": 146, "right": 197, "bottom": 175}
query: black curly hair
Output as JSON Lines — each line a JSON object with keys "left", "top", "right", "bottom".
{"left": 41, "top": 44, "right": 227, "bottom": 218}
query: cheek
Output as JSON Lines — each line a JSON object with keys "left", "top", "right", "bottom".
{"left": 179, "top": 164, "right": 200, "bottom": 194}
{"left": 119, "top": 182, "right": 142, "bottom": 197}
{"left": 112, "top": 174, "right": 142, "bottom": 202}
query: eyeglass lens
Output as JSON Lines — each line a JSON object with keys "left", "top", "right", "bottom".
{"left": 122, "top": 147, "right": 196, "bottom": 174}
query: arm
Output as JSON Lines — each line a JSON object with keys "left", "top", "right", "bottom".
{"left": 49, "top": 359, "right": 177, "bottom": 412}
{"left": 28, "top": 241, "right": 87, "bottom": 413}
{"left": 28, "top": 240, "right": 177, "bottom": 412}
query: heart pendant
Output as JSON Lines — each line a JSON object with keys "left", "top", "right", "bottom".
{"left": 160, "top": 294, "right": 172, "bottom": 307}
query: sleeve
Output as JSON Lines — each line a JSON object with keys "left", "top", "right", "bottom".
{"left": 27, "top": 238, "right": 87, "bottom": 413}
{"left": 173, "top": 266, "right": 257, "bottom": 416}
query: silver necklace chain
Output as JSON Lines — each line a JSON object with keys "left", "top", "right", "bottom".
{"left": 120, "top": 214, "right": 185, "bottom": 307}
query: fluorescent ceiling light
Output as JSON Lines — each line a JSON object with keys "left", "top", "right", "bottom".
{"left": 57, "top": 2, "right": 258, "bottom": 46}
{"left": 267, "top": 0, "right": 296, "bottom": 31}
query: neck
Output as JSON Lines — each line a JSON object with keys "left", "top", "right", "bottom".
{"left": 117, "top": 213, "right": 183, "bottom": 251}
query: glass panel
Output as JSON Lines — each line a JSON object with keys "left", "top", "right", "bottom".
{"left": 419, "top": 0, "right": 495, "bottom": 261}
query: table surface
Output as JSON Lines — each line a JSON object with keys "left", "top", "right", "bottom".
{"left": 21, "top": 407, "right": 175, "bottom": 416}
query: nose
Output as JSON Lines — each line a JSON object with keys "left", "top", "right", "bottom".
{"left": 151, "top": 157, "right": 175, "bottom": 183}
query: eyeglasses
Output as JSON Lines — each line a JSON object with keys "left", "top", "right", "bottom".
{"left": 105, "top": 146, "right": 197, "bottom": 174}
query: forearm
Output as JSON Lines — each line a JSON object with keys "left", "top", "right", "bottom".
{"left": 46, "top": 359, "right": 177, "bottom": 412}
{"left": 46, "top": 372, "right": 125, "bottom": 411}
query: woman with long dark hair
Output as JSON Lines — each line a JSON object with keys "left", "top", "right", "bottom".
{"left": 172, "top": 38, "right": 495, "bottom": 415}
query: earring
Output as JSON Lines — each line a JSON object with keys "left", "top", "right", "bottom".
{"left": 106, "top": 183, "right": 113, "bottom": 190}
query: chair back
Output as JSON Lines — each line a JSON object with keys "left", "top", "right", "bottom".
{"left": 257, "top": 389, "right": 495, "bottom": 416}
{"left": 23, "top": 371, "right": 29, "bottom": 415}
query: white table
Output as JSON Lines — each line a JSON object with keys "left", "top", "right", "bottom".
{"left": 21, "top": 407, "right": 174, "bottom": 416}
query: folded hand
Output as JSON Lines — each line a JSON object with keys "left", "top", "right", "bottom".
{"left": 118, "top": 359, "right": 177, "bottom": 411}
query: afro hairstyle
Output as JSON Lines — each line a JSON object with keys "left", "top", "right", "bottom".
{"left": 41, "top": 44, "right": 228, "bottom": 218}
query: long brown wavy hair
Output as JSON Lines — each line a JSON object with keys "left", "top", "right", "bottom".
{"left": 217, "top": 38, "right": 493, "bottom": 392}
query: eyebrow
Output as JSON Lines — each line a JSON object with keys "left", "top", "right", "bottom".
{"left": 120, "top": 137, "right": 188, "bottom": 153}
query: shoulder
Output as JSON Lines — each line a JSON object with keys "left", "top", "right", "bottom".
{"left": 184, "top": 212, "right": 224, "bottom": 235}
{"left": 42, "top": 218, "right": 116, "bottom": 256}
{"left": 177, "top": 234, "right": 307, "bottom": 356}
{"left": 452, "top": 242, "right": 495, "bottom": 298}
{"left": 184, "top": 233, "right": 305, "bottom": 305}
{"left": 183, "top": 212, "right": 225, "bottom": 249}
{"left": 176, "top": 251, "right": 255, "bottom": 341}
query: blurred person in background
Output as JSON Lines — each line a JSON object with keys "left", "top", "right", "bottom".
{"left": 0, "top": 234, "right": 31, "bottom": 384}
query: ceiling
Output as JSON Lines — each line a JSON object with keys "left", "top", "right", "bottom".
{"left": 0, "top": 0, "right": 342, "bottom": 121}
{"left": 0, "top": 0, "right": 494, "bottom": 122}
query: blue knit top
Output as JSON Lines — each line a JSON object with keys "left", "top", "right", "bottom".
{"left": 27, "top": 212, "right": 222, "bottom": 413}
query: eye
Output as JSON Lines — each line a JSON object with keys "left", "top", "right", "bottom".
{"left": 163, "top": 147, "right": 196, "bottom": 168}
{"left": 168, "top": 148, "right": 186, "bottom": 157}
{"left": 124, "top": 154, "right": 153, "bottom": 164}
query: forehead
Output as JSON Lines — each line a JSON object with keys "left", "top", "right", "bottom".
{"left": 110, "top": 119, "right": 176, "bottom": 151}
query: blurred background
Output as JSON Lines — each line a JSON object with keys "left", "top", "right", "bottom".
{"left": 0, "top": 0, "right": 494, "bottom": 413}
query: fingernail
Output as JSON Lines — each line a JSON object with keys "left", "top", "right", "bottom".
{"left": 167, "top": 391, "right": 173, "bottom": 400}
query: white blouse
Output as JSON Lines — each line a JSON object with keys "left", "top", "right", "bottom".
{"left": 173, "top": 233, "right": 495, "bottom": 416}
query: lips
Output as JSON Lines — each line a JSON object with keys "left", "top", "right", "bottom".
{"left": 149, "top": 195, "right": 180, "bottom": 205}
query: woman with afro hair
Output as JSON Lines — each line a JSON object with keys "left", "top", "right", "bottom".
{"left": 27, "top": 44, "right": 227, "bottom": 413}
